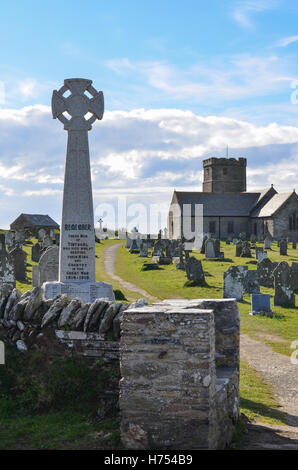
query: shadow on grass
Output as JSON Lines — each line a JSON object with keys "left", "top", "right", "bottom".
{"left": 206, "top": 258, "right": 234, "bottom": 263}
{"left": 183, "top": 280, "right": 212, "bottom": 288}
{"left": 141, "top": 264, "right": 164, "bottom": 271}
{"left": 240, "top": 397, "right": 288, "bottom": 425}
{"left": 113, "top": 289, "right": 127, "bottom": 301}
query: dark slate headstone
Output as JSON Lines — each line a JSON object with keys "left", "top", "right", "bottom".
{"left": 244, "top": 270, "right": 260, "bottom": 294}
{"left": 9, "top": 246, "right": 27, "bottom": 282}
{"left": 257, "top": 258, "right": 277, "bottom": 288}
{"left": 185, "top": 257, "right": 205, "bottom": 285}
{"left": 292, "top": 241, "right": 297, "bottom": 249}
{"left": 279, "top": 239, "right": 287, "bottom": 256}
{"left": 31, "top": 242, "right": 41, "bottom": 263}
{"left": 235, "top": 241, "right": 242, "bottom": 257}
{"left": 273, "top": 261, "right": 295, "bottom": 307}
{"left": 241, "top": 241, "right": 251, "bottom": 258}
{"left": 129, "top": 239, "right": 140, "bottom": 253}
{"left": 291, "top": 262, "right": 298, "bottom": 292}
{"left": 250, "top": 294, "right": 271, "bottom": 315}
{"left": 0, "top": 235, "right": 15, "bottom": 287}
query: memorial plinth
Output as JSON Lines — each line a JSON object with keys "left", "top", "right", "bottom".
{"left": 43, "top": 78, "right": 114, "bottom": 303}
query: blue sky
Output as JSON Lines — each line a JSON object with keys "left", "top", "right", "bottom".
{"left": 1, "top": 0, "right": 298, "bottom": 230}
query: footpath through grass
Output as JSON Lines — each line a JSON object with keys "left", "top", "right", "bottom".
{"left": 114, "top": 240, "right": 298, "bottom": 357}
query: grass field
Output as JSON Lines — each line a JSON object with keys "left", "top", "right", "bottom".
{"left": 113, "top": 239, "right": 298, "bottom": 357}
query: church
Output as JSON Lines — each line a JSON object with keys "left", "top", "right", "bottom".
{"left": 168, "top": 157, "right": 298, "bottom": 241}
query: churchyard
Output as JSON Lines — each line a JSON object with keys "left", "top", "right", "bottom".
{"left": 0, "top": 227, "right": 297, "bottom": 449}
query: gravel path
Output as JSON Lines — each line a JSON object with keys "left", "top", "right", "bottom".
{"left": 240, "top": 333, "right": 298, "bottom": 449}
{"left": 104, "top": 243, "right": 159, "bottom": 302}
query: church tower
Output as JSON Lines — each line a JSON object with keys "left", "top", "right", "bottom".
{"left": 202, "top": 157, "right": 247, "bottom": 193}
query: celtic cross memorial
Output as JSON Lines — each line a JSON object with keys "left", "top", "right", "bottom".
{"left": 43, "top": 78, "right": 114, "bottom": 302}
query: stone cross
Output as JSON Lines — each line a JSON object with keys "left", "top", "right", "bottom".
{"left": 43, "top": 79, "right": 114, "bottom": 303}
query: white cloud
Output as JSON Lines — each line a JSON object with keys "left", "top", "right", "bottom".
{"left": 106, "top": 54, "right": 293, "bottom": 104}
{"left": 232, "top": 0, "right": 277, "bottom": 28}
{"left": 277, "top": 35, "right": 298, "bottom": 47}
{"left": 0, "top": 104, "right": 298, "bottom": 228}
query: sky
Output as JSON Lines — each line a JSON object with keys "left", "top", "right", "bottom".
{"left": 1, "top": 0, "right": 298, "bottom": 231}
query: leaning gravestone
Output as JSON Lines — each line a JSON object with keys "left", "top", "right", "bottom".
{"left": 185, "top": 257, "right": 205, "bottom": 285}
{"left": 38, "top": 246, "right": 59, "bottom": 286}
{"left": 9, "top": 246, "right": 27, "bottom": 282}
{"left": 43, "top": 78, "right": 114, "bottom": 302}
{"left": 200, "top": 236, "right": 207, "bottom": 254}
{"left": 223, "top": 266, "right": 245, "bottom": 301}
{"left": 273, "top": 261, "right": 295, "bottom": 307}
{"left": 31, "top": 242, "right": 41, "bottom": 263}
{"left": 0, "top": 234, "right": 15, "bottom": 287}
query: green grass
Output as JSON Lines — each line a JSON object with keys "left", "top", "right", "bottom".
{"left": 240, "top": 360, "right": 285, "bottom": 425}
{"left": 114, "top": 240, "right": 298, "bottom": 356}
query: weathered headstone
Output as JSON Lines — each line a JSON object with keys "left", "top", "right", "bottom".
{"left": 292, "top": 241, "right": 297, "bottom": 249}
{"left": 129, "top": 239, "right": 140, "bottom": 253}
{"left": 205, "top": 238, "right": 216, "bottom": 258}
{"left": 5, "top": 231, "right": 14, "bottom": 248}
{"left": 279, "top": 239, "right": 287, "bottom": 256}
{"left": 43, "top": 78, "right": 114, "bottom": 302}
{"left": 291, "top": 262, "right": 298, "bottom": 292}
{"left": 235, "top": 241, "right": 242, "bottom": 257}
{"left": 241, "top": 241, "right": 251, "bottom": 258}
{"left": 185, "top": 257, "right": 205, "bottom": 285}
{"left": 139, "top": 241, "right": 148, "bottom": 257}
{"left": 243, "top": 270, "right": 260, "bottom": 294}
{"left": 257, "top": 251, "right": 268, "bottom": 263}
{"left": 255, "top": 246, "right": 263, "bottom": 260}
{"left": 273, "top": 261, "right": 295, "bottom": 307}
{"left": 38, "top": 246, "right": 59, "bottom": 286}
{"left": 264, "top": 237, "right": 271, "bottom": 250}
{"left": 9, "top": 246, "right": 27, "bottom": 282}
{"left": 223, "top": 266, "right": 245, "bottom": 300}
{"left": 0, "top": 234, "right": 15, "bottom": 287}
{"left": 38, "top": 228, "right": 46, "bottom": 241}
{"left": 257, "top": 258, "right": 277, "bottom": 287}
{"left": 14, "top": 231, "right": 26, "bottom": 246}
{"left": 31, "top": 242, "right": 41, "bottom": 263}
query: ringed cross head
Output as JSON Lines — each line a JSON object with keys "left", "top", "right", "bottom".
{"left": 52, "top": 78, "right": 104, "bottom": 131}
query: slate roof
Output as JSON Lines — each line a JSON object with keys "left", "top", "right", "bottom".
{"left": 250, "top": 193, "right": 293, "bottom": 217}
{"left": 174, "top": 191, "right": 261, "bottom": 217}
{"left": 19, "top": 214, "right": 59, "bottom": 228}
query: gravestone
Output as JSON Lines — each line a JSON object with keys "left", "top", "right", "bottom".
{"left": 200, "top": 236, "right": 207, "bottom": 254}
{"left": 257, "top": 251, "right": 268, "bottom": 263}
{"left": 31, "top": 242, "right": 41, "bottom": 263}
{"left": 291, "top": 262, "right": 298, "bottom": 292}
{"left": 279, "top": 239, "right": 287, "bottom": 256}
{"left": 232, "top": 238, "right": 238, "bottom": 245}
{"left": 5, "top": 231, "right": 14, "bottom": 248}
{"left": 226, "top": 239, "right": 231, "bottom": 245}
{"left": 0, "top": 234, "right": 15, "bottom": 287}
{"left": 185, "top": 257, "right": 205, "bottom": 285}
{"left": 250, "top": 234, "right": 257, "bottom": 244}
{"left": 273, "top": 261, "right": 295, "bottom": 307}
{"left": 257, "top": 258, "right": 277, "bottom": 287}
{"left": 243, "top": 270, "right": 260, "bottom": 294}
{"left": 223, "top": 266, "right": 245, "bottom": 300}
{"left": 125, "top": 237, "right": 132, "bottom": 249}
{"left": 9, "top": 246, "right": 27, "bottom": 282}
{"left": 42, "top": 234, "right": 53, "bottom": 249}
{"left": 255, "top": 246, "right": 263, "bottom": 260}
{"left": 264, "top": 237, "right": 271, "bottom": 250}
{"left": 235, "top": 241, "right": 242, "bottom": 257}
{"left": 292, "top": 241, "right": 297, "bottom": 249}
{"left": 43, "top": 78, "right": 114, "bottom": 303}
{"left": 129, "top": 239, "right": 140, "bottom": 253}
{"left": 38, "top": 228, "right": 46, "bottom": 241}
{"left": 153, "top": 240, "right": 164, "bottom": 257}
{"left": 241, "top": 241, "right": 251, "bottom": 258}
{"left": 205, "top": 238, "right": 216, "bottom": 258}
{"left": 32, "top": 265, "right": 39, "bottom": 287}
{"left": 54, "top": 233, "right": 60, "bottom": 245}
{"left": 139, "top": 241, "right": 148, "bottom": 257}
{"left": 250, "top": 294, "right": 272, "bottom": 316}
{"left": 176, "top": 242, "right": 185, "bottom": 270}
{"left": 38, "top": 246, "right": 59, "bottom": 286}
{"left": 15, "top": 231, "right": 26, "bottom": 246}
